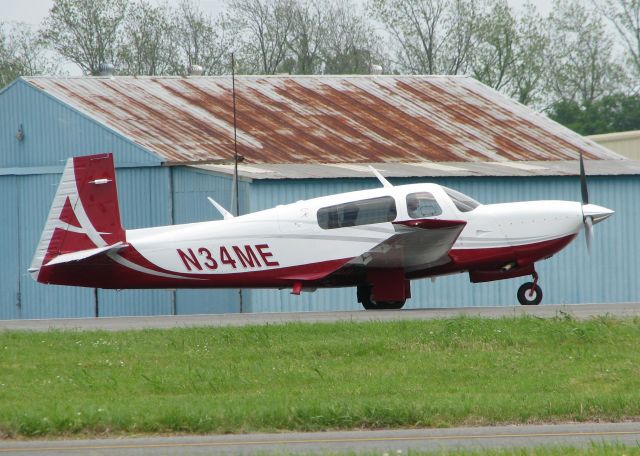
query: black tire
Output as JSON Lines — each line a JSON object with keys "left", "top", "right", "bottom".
{"left": 517, "top": 282, "right": 543, "bottom": 306}
{"left": 362, "top": 300, "right": 406, "bottom": 310}
{"left": 358, "top": 285, "right": 406, "bottom": 310}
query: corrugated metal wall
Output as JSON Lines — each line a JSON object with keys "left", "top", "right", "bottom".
{"left": 247, "top": 175, "right": 638, "bottom": 312}
{"left": 0, "top": 80, "right": 160, "bottom": 168}
{"left": 2, "top": 168, "right": 176, "bottom": 319}
{"left": 1, "top": 79, "right": 171, "bottom": 319}
{"left": 0, "top": 176, "right": 20, "bottom": 320}
{"left": 96, "top": 167, "right": 174, "bottom": 317}
{"left": 171, "top": 167, "right": 250, "bottom": 315}
{"left": 3, "top": 169, "right": 634, "bottom": 319}
{"left": 0, "top": 79, "right": 253, "bottom": 319}
{"left": 15, "top": 173, "right": 95, "bottom": 319}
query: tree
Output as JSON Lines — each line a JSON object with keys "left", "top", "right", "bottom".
{"left": 369, "top": 0, "right": 481, "bottom": 75}
{"left": 172, "top": 0, "right": 231, "bottom": 75}
{"left": 546, "top": 0, "right": 627, "bottom": 106}
{"left": 322, "top": 1, "right": 386, "bottom": 74}
{"left": 471, "top": 1, "right": 549, "bottom": 106}
{"left": 0, "top": 22, "right": 58, "bottom": 89}
{"left": 471, "top": 0, "right": 517, "bottom": 92}
{"left": 593, "top": 0, "right": 640, "bottom": 79}
{"left": 42, "top": 0, "right": 128, "bottom": 75}
{"left": 508, "top": 3, "right": 549, "bottom": 106}
{"left": 275, "top": 0, "right": 386, "bottom": 75}
{"left": 283, "top": 0, "right": 328, "bottom": 74}
{"left": 548, "top": 92, "right": 640, "bottom": 135}
{"left": 0, "top": 26, "right": 22, "bottom": 88}
{"left": 118, "top": 1, "right": 178, "bottom": 76}
{"left": 229, "top": 0, "right": 295, "bottom": 74}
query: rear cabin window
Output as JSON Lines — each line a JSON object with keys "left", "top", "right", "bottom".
{"left": 443, "top": 187, "right": 480, "bottom": 212}
{"left": 317, "top": 196, "right": 397, "bottom": 229}
{"left": 406, "top": 192, "right": 442, "bottom": 218}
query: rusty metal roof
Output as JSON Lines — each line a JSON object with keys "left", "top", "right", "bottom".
{"left": 25, "top": 75, "right": 623, "bottom": 165}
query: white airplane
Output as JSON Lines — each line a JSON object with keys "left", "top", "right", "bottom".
{"left": 30, "top": 153, "right": 613, "bottom": 309}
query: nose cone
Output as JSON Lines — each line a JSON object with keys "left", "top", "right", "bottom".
{"left": 582, "top": 204, "right": 614, "bottom": 224}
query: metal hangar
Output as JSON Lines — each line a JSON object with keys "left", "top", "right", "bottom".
{"left": 0, "top": 75, "right": 636, "bottom": 319}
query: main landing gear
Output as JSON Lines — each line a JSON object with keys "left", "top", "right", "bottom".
{"left": 357, "top": 284, "right": 406, "bottom": 310}
{"left": 517, "top": 272, "right": 543, "bottom": 305}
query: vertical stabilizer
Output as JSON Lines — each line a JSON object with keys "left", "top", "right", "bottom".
{"left": 30, "top": 153, "right": 125, "bottom": 281}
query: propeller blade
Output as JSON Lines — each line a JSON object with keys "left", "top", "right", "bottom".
{"left": 579, "top": 152, "right": 589, "bottom": 205}
{"left": 584, "top": 215, "right": 593, "bottom": 253}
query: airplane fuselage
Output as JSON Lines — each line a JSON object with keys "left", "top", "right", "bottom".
{"left": 39, "top": 183, "right": 585, "bottom": 288}
{"left": 31, "top": 154, "right": 613, "bottom": 307}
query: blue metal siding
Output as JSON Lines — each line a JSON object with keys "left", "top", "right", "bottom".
{"left": 18, "top": 173, "right": 95, "bottom": 319}
{"left": 0, "top": 177, "right": 20, "bottom": 319}
{"left": 248, "top": 176, "right": 638, "bottom": 312}
{"left": 14, "top": 167, "right": 177, "bottom": 319}
{"left": 170, "top": 167, "right": 251, "bottom": 314}
{"left": 97, "top": 167, "right": 174, "bottom": 317}
{"left": 0, "top": 79, "right": 160, "bottom": 169}
{"left": 0, "top": 80, "right": 177, "bottom": 319}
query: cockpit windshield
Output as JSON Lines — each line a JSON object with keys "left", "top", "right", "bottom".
{"left": 442, "top": 187, "right": 481, "bottom": 212}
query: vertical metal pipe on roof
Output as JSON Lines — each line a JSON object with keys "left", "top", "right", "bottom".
{"left": 232, "top": 53, "right": 240, "bottom": 218}
{"left": 169, "top": 166, "right": 177, "bottom": 316}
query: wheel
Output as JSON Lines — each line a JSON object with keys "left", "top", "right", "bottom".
{"left": 357, "top": 285, "right": 406, "bottom": 310}
{"left": 517, "top": 282, "right": 543, "bottom": 306}
{"left": 362, "top": 299, "right": 406, "bottom": 310}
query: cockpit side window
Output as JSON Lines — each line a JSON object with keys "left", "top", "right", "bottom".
{"left": 442, "top": 186, "right": 481, "bottom": 212}
{"left": 406, "top": 192, "right": 442, "bottom": 218}
{"left": 318, "top": 196, "right": 397, "bottom": 229}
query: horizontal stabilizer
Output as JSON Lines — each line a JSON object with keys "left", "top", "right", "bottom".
{"left": 44, "top": 242, "right": 125, "bottom": 267}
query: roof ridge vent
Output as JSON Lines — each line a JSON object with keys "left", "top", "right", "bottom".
{"left": 98, "top": 63, "right": 115, "bottom": 77}
{"left": 188, "top": 65, "right": 204, "bottom": 76}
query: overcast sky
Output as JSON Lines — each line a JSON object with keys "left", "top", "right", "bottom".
{"left": 5, "top": 0, "right": 222, "bottom": 24}
{"left": 2, "top": 0, "right": 555, "bottom": 26}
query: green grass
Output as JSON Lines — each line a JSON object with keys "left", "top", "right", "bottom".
{"left": 1, "top": 316, "right": 640, "bottom": 437}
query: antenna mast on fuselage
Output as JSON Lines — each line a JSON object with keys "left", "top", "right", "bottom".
{"left": 231, "top": 53, "right": 240, "bottom": 217}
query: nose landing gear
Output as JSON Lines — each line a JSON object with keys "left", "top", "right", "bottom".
{"left": 517, "top": 271, "right": 542, "bottom": 305}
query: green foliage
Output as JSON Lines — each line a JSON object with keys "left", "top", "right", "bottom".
{"left": 0, "top": 22, "right": 58, "bottom": 89}
{"left": 0, "top": 28, "right": 22, "bottom": 89}
{"left": 41, "top": 0, "right": 129, "bottom": 75}
{"left": 547, "top": 0, "right": 628, "bottom": 106}
{"left": 548, "top": 93, "right": 640, "bottom": 135}
{"left": 1, "top": 316, "right": 640, "bottom": 438}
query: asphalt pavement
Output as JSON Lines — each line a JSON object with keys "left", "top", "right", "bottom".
{"left": 0, "top": 302, "right": 639, "bottom": 332}
{"left": 1, "top": 422, "right": 639, "bottom": 455}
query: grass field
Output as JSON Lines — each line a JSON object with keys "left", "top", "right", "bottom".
{"left": 1, "top": 315, "right": 640, "bottom": 437}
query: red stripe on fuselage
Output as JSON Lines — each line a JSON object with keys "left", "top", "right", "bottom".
{"left": 450, "top": 234, "right": 577, "bottom": 267}
{"left": 407, "top": 233, "right": 577, "bottom": 280}
{"left": 37, "top": 244, "right": 353, "bottom": 289}
{"left": 37, "top": 234, "right": 577, "bottom": 289}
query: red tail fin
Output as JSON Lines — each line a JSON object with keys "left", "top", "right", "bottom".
{"left": 30, "top": 153, "right": 125, "bottom": 280}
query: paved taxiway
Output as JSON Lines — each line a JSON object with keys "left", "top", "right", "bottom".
{"left": 1, "top": 422, "right": 639, "bottom": 455}
{"left": 0, "top": 302, "right": 638, "bottom": 332}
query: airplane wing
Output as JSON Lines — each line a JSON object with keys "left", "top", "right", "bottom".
{"left": 351, "top": 219, "right": 467, "bottom": 272}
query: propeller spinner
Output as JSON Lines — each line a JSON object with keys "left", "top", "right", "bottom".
{"left": 579, "top": 152, "right": 614, "bottom": 252}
